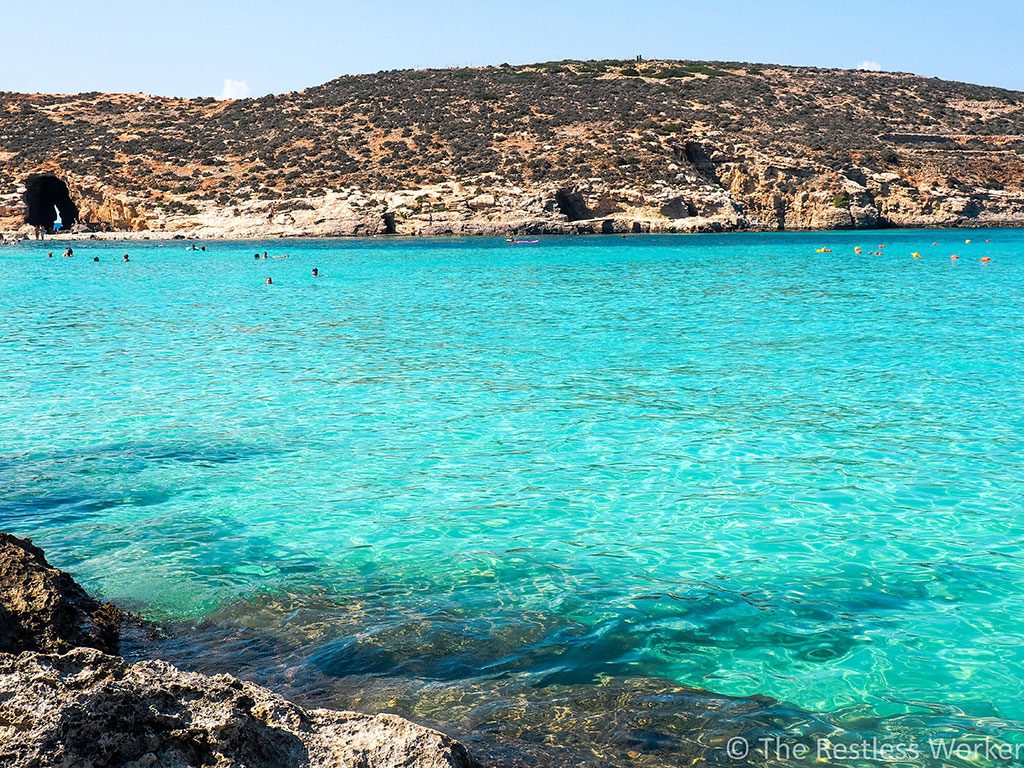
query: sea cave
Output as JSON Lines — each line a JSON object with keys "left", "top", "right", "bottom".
{"left": 23, "top": 174, "right": 79, "bottom": 233}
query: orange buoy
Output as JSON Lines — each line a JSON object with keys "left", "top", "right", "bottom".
{"left": 950, "top": 254, "right": 959, "bottom": 260}
{"left": 981, "top": 256, "right": 991, "bottom": 263}
{"left": 912, "top": 252, "right": 921, "bottom": 258}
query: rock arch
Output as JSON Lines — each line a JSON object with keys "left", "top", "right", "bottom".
{"left": 23, "top": 174, "right": 79, "bottom": 232}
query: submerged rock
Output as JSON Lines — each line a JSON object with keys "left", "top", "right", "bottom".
{"left": 0, "top": 532, "right": 122, "bottom": 655}
{"left": 0, "top": 531, "right": 481, "bottom": 768}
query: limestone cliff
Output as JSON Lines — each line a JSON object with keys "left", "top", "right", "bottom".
{"left": 2, "top": 59, "right": 1023, "bottom": 237}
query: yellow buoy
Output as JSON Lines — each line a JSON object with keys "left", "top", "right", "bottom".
{"left": 965, "top": 239, "right": 972, "bottom": 244}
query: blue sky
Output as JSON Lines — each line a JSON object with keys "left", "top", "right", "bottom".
{"left": 6, "top": 0, "right": 1023, "bottom": 96}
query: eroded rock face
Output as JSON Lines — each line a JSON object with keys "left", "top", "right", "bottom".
{"left": 3, "top": 61, "right": 1024, "bottom": 239}
{"left": 0, "top": 649, "right": 479, "bottom": 768}
{"left": 0, "top": 532, "right": 121, "bottom": 655}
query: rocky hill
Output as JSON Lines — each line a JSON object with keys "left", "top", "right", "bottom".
{"left": 2, "top": 59, "right": 1024, "bottom": 237}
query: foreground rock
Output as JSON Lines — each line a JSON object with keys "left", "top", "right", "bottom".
{"left": 0, "top": 532, "right": 480, "bottom": 768}
{"left": 0, "top": 532, "right": 121, "bottom": 655}
{"left": 0, "top": 649, "right": 477, "bottom": 768}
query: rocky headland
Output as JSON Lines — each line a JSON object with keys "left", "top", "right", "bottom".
{"left": 2, "top": 59, "right": 1024, "bottom": 240}
{"left": 0, "top": 531, "right": 479, "bottom": 768}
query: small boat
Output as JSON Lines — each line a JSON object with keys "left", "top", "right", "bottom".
{"left": 510, "top": 239, "right": 539, "bottom": 245}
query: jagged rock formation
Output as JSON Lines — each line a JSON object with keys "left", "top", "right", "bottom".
{"left": 1, "top": 59, "right": 1023, "bottom": 237}
{"left": 0, "top": 650, "right": 478, "bottom": 768}
{"left": 0, "top": 532, "right": 479, "bottom": 768}
{"left": 0, "top": 531, "right": 121, "bottom": 655}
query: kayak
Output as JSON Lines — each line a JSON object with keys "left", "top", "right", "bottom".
{"left": 510, "top": 239, "right": 539, "bottom": 244}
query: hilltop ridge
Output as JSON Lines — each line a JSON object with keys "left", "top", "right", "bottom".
{"left": 2, "top": 59, "right": 1024, "bottom": 237}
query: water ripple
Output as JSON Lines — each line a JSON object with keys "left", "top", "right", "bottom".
{"left": 3, "top": 231, "right": 1024, "bottom": 763}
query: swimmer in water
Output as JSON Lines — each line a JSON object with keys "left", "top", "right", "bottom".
{"left": 123, "top": 254, "right": 130, "bottom": 262}
{"left": 47, "top": 251, "right": 53, "bottom": 258}
{"left": 93, "top": 256, "right": 99, "bottom": 262}
{"left": 63, "top": 247, "right": 74, "bottom": 258}
{"left": 312, "top": 268, "right": 319, "bottom": 277}
{"left": 262, "top": 251, "right": 269, "bottom": 259}
{"left": 265, "top": 276, "right": 273, "bottom": 285}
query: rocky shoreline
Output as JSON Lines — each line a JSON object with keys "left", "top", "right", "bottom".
{"left": 4, "top": 216, "right": 1024, "bottom": 245}
{"left": 0, "top": 531, "right": 479, "bottom": 768}
{"left": 3, "top": 61, "right": 1024, "bottom": 242}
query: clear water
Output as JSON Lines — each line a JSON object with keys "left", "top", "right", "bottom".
{"left": 2, "top": 231, "right": 1022, "bottom": 761}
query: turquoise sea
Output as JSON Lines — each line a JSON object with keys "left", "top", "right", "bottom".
{"left": 2, "top": 230, "right": 1023, "bottom": 764}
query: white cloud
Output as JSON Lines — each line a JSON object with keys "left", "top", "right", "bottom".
{"left": 857, "top": 60, "right": 882, "bottom": 72}
{"left": 219, "top": 78, "right": 251, "bottom": 100}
